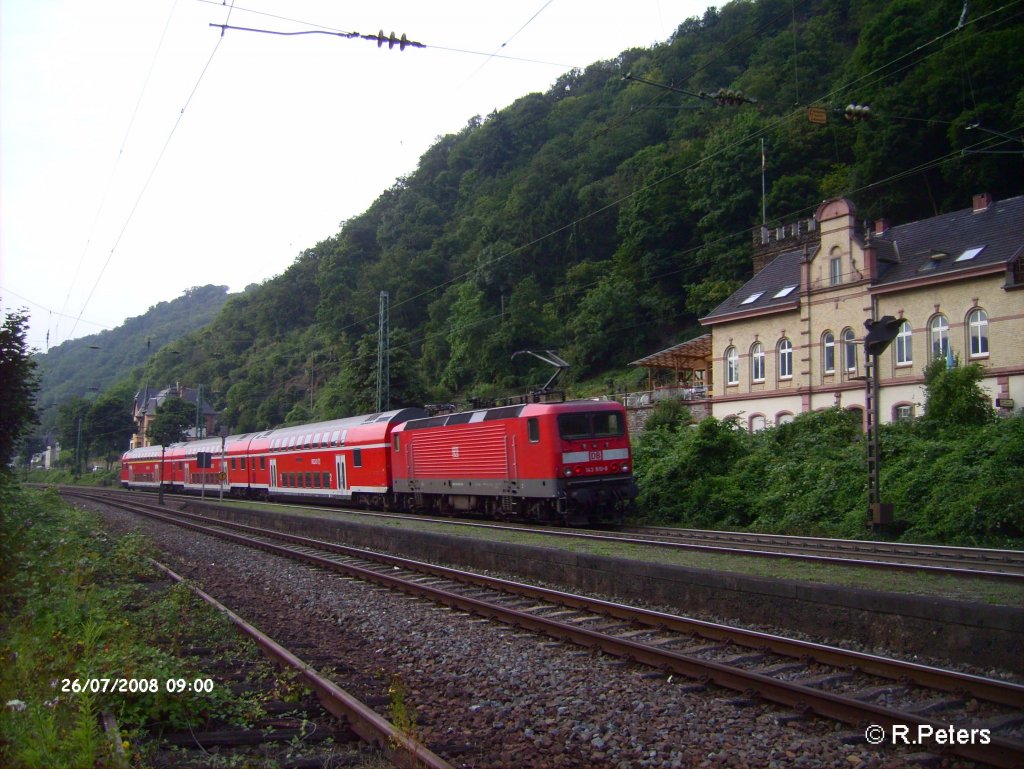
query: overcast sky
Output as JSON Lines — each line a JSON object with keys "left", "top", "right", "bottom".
{"left": 1, "top": 0, "right": 709, "bottom": 352}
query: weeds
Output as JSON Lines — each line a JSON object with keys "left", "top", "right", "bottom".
{"left": 0, "top": 482, "right": 263, "bottom": 767}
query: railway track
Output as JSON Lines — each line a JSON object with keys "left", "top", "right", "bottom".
{"left": 620, "top": 525, "right": 1024, "bottom": 576}
{"left": 80, "top": 485, "right": 1024, "bottom": 582}
{"left": 68, "top": 489, "right": 1024, "bottom": 768}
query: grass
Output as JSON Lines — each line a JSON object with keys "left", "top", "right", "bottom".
{"left": 0, "top": 479, "right": 272, "bottom": 768}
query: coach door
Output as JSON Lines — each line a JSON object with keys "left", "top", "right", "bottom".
{"left": 269, "top": 459, "right": 278, "bottom": 490}
{"left": 335, "top": 455, "right": 349, "bottom": 498}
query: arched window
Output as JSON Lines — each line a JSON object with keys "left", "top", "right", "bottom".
{"left": 822, "top": 331, "right": 835, "bottom": 374}
{"left": 929, "top": 315, "right": 949, "bottom": 361}
{"left": 895, "top": 320, "right": 913, "bottom": 366}
{"left": 778, "top": 338, "right": 793, "bottom": 379}
{"left": 725, "top": 346, "right": 739, "bottom": 385}
{"left": 968, "top": 308, "right": 989, "bottom": 358}
{"left": 776, "top": 412, "right": 794, "bottom": 425}
{"left": 842, "top": 328, "right": 858, "bottom": 373}
{"left": 751, "top": 342, "right": 765, "bottom": 383}
{"left": 892, "top": 403, "right": 915, "bottom": 422}
{"left": 829, "top": 247, "right": 843, "bottom": 286}
{"left": 749, "top": 414, "right": 767, "bottom": 432}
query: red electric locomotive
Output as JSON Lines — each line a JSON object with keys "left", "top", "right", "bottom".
{"left": 121, "top": 401, "right": 635, "bottom": 525}
{"left": 391, "top": 400, "right": 636, "bottom": 525}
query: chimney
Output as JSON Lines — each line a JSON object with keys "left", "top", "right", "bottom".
{"left": 864, "top": 229, "right": 878, "bottom": 282}
{"left": 873, "top": 218, "right": 889, "bottom": 236}
{"left": 973, "top": 192, "right": 992, "bottom": 213}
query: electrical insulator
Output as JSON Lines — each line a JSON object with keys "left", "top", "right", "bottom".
{"left": 844, "top": 103, "right": 873, "bottom": 121}
{"left": 376, "top": 30, "right": 415, "bottom": 50}
{"left": 711, "top": 88, "right": 749, "bottom": 106}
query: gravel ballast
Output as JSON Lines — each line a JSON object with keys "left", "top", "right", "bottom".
{"left": 89, "top": 502, "right": 975, "bottom": 769}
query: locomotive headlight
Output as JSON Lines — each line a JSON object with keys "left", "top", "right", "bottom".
{"left": 564, "top": 468, "right": 573, "bottom": 477}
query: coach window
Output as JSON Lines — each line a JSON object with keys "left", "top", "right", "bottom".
{"left": 322, "top": 472, "right": 331, "bottom": 488}
{"left": 313, "top": 433, "right": 321, "bottom": 448}
{"left": 305, "top": 472, "right": 313, "bottom": 488}
{"left": 314, "top": 473, "right": 321, "bottom": 488}
{"left": 241, "top": 457, "right": 247, "bottom": 469}
{"left": 231, "top": 458, "right": 236, "bottom": 469}
{"left": 260, "top": 457, "right": 265, "bottom": 470}
{"left": 528, "top": 417, "right": 540, "bottom": 443}
{"left": 330, "top": 430, "right": 340, "bottom": 446}
{"left": 353, "top": 449, "right": 363, "bottom": 468}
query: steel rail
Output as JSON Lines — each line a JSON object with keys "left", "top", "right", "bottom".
{"left": 72, "top": 490, "right": 1024, "bottom": 707}
{"left": 67, "top": 486, "right": 1024, "bottom": 579}
{"left": 75, "top": 492, "right": 1024, "bottom": 769}
{"left": 148, "top": 558, "right": 453, "bottom": 769}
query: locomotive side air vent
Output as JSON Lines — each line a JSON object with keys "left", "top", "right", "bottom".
{"left": 484, "top": 405, "right": 526, "bottom": 421}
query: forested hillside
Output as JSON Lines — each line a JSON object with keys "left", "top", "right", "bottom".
{"left": 32, "top": 285, "right": 231, "bottom": 433}
{"left": 137, "top": 0, "right": 1023, "bottom": 432}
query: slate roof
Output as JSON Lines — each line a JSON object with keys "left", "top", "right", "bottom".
{"left": 700, "top": 246, "right": 811, "bottom": 322}
{"left": 701, "top": 195, "right": 1024, "bottom": 323}
{"left": 872, "top": 195, "right": 1024, "bottom": 286}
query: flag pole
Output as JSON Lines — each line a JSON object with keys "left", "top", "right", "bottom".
{"left": 761, "top": 138, "right": 767, "bottom": 226}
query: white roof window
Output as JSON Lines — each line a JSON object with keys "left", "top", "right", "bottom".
{"left": 773, "top": 284, "right": 798, "bottom": 298}
{"left": 740, "top": 291, "right": 764, "bottom": 305}
{"left": 955, "top": 246, "right": 985, "bottom": 262}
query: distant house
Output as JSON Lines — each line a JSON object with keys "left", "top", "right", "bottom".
{"left": 632, "top": 193, "right": 1024, "bottom": 430}
{"left": 702, "top": 193, "right": 1023, "bottom": 430}
{"left": 131, "top": 383, "right": 218, "bottom": 448}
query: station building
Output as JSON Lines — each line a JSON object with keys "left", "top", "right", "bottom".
{"left": 632, "top": 193, "right": 1024, "bottom": 430}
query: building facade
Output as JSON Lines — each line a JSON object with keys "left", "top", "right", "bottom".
{"left": 698, "top": 194, "right": 1024, "bottom": 430}
{"left": 131, "top": 383, "right": 218, "bottom": 448}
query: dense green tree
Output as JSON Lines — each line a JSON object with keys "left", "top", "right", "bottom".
{"left": 921, "top": 358, "right": 995, "bottom": 431}
{"left": 56, "top": 397, "right": 91, "bottom": 468}
{"left": 146, "top": 397, "right": 194, "bottom": 446}
{"left": 85, "top": 384, "right": 137, "bottom": 466}
{"left": 0, "top": 309, "right": 39, "bottom": 466}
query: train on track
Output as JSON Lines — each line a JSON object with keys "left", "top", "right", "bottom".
{"left": 120, "top": 400, "right": 637, "bottom": 525}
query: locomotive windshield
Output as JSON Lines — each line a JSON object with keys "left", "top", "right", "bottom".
{"left": 557, "top": 411, "right": 625, "bottom": 440}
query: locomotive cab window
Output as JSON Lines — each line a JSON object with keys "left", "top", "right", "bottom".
{"left": 527, "top": 418, "right": 540, "bottom": 443}
{"left": 558, "top": 412, "right": 625, "bottom": 440}
{"left": 393, "top": 435, "right": 401, "bottom": 452}
{"left": 593, "top": 412, "right": 623, "bottom": 438}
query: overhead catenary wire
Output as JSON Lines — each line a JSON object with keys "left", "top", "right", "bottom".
{"left": 54, "top": 0, "right": 182, "bottom": 351}
{"left": 67, "top": 1, "right": 236, "bottom": 344}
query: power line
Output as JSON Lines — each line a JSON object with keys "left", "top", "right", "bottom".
{"left": 68, "top": 2, "right": 235, "bottom": 342}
